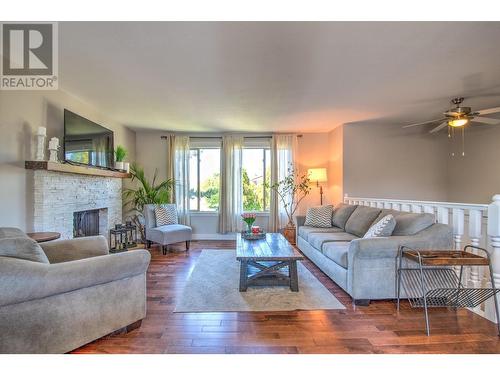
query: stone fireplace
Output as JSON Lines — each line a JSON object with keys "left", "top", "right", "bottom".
{"left": 32, "top": 170, "right": 122, "bottom": 239}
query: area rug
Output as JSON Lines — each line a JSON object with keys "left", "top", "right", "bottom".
{"left": 174, "top": 250, "right": 345, "bottom": 312}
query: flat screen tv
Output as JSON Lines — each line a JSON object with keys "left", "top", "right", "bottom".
{"left": 64, "top": 109, "right": 114, "bottom": 169}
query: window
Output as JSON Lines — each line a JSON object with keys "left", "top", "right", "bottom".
{"left": 189, "top": 148, "right": 221, "bottom": 211}
{"left": 242, "top": 148, "right": 271, "bottom": 212}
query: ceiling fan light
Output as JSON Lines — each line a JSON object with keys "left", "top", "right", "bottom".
{"left": 448, "top": 118, "right": 469, "bottom": 127}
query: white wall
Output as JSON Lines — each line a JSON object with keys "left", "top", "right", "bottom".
{"left": 0, "top": 90, "right": 136, "bottom": 230}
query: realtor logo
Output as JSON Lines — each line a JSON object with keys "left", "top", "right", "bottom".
{"left": 1, "top": 22, "right": 58, "bottom": 90}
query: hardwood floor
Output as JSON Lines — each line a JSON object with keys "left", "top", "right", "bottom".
{"left": 72, "top": 241, "right": 500, "bottom": 354}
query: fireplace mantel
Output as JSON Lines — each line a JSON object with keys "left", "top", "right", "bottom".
{"left": 25, "top": 161, "right": 131, "bottom": 179}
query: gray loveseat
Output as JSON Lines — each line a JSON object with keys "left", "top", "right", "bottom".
{"left": 296, "top": 204, "right": 453, "bottom": 305}
{"left": 0, "top": 227, "right": 151, "bottom": 353}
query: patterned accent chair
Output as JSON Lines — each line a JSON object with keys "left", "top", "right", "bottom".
{"left": 143, "top": 204, "right": 192, "bottom": 254}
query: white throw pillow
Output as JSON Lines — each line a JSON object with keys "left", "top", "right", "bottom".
{"left": 304, "top": 205, "right": 334, "bottom": 228}
{"left": 363, "top": 214, "right": 396, "bottom": 238}
{"left": 154, "top": 204, "right": 178, "bottom": 226}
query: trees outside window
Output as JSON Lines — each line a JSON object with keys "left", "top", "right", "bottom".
{"left": 242, "top": 148, "right": 270, "bottom": 212}
{"left": 189, "top": 148, "right": 220, "bottom": 211}
{"left": 188, "top": 146, "right": 270, "bottom": 213}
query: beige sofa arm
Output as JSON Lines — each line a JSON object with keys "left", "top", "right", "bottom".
{"left": 0, "top": 250, "right": 151, "bottom": 307}
{"left": 40, "top": 235, "right": 109, "bottom": 263}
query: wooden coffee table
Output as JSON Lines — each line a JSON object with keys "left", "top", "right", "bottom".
{"left": 236, "top": 233, "right": 304, "bottom": 292}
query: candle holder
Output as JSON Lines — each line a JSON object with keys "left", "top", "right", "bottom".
{"left": 35, "top": 127, "right": 46, "bottom": 161}
{"left": 48, "top": 137, "right": 60, "bottom": 162}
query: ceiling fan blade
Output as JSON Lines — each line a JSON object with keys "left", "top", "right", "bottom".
{"left": 472, "top": 116, "right": 500, "bottom": 125}
{"left": 429, "top": 121, "right": 449, "bottom": 134}
{"left": 477, "top": 107, "right": 500, "bottom": 115}
{"left": 402, "top": 118, "right": 445, "bottom": 128}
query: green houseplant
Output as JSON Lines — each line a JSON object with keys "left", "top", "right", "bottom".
{"left": 114, "top": 145, "right": 128, "bottom": 170}
{"left": 267, "top": 165, "right": 311, "bottom": 244}
{"left": 123, "top": 163, "right": 175, "bottom": 242}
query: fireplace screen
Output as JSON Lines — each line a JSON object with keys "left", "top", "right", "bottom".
{"left": 73, "top": 209, "right": 100, "bottom": 237}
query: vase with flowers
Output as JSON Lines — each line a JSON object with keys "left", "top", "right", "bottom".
{"left": 241, "top": 213, "right": 257, "bottom": 233}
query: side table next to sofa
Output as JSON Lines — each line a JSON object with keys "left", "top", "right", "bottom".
{"left": 397, "top": 245, "right": 500, "bottom": 336}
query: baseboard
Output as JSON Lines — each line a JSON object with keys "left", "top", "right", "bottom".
{"left": 191, "top": 233, "right": 237, "bottom": 240}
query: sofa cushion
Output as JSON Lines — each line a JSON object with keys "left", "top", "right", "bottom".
{"left": 304, "top": 205, "right": 334, "bottom": 228}
{"left": 309, "top": 232, "right": 358, "bottom": 251}
{"left": 154, "top": 204, "right": 178, "bottom": 226}
{"left": 392, "top": 213, "right": 435, "bottom": 236}
{"left": 363, "top": 214, "right": 396, "bottom": 238}
{"left": 322, "top": 241, "right": 350, "bottom": 268}
{"left": 0, "top": 227, "right": 27, "bottom": 239}
{"left": 148, "top": 224, "right": 192, "bottom": 245}
{"left": 298, "top": 225, "right": 343, "bottom": 241}
{"left": 331, "top": 204, "right": 358, "bottom": 229}
{"left": 344, "top": 206, "right": 382, "bottom": 237}
{"left": 0, "top": 237, "right": 50, "bottom": 263}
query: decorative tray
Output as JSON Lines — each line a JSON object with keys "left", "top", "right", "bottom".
{"left": 241, "top": 231, "right": 266, "bottom": 240}
{"left": 402, "top": 250, "right": 489, "bottom": 266}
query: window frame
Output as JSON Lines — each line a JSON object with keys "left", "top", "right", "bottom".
{"left": 242, "top": 146, "right": 271, "bottom": 213}
{"left": 189, "top": 146, "right": 221, "bottom": 213}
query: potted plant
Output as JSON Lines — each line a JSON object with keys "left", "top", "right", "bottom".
{"left": 114, "top": 145, "right": 127, "bottom": 171}
{"left": 123, "top": 163, "right": 175, "bottom": 242}
{"left": 267, "top": 165, "right": 311, "bottom": 244}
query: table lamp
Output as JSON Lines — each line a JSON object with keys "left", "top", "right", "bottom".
{"left": 308, "top": 168, "right": 327, "bottom": 205}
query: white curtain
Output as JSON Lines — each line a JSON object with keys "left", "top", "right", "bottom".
{"left": 269, "top": 134, "right": 298, "bottom": 232}
{"left": 173, "top": 136, "right": 191, "bottom": 225}
{"left": 164, "top": 134, "right": 176, "bottom": 203}
{"left": 218, "top": 135, "right": 244, "bottom": 233}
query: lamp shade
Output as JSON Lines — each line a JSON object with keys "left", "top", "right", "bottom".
{"left": 308, "top": 168, "right": 327, "bottom": 182}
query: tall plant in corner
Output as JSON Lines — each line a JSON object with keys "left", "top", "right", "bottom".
{"left": 267, "top": 165, "right": 311, "bottom": 243}
{"left": 123, "top": 163, "right": 175, "bottom": 242}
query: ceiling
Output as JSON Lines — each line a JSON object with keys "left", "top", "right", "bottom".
{"left": 59, "top": 22, "right": 500, "bottom": 133}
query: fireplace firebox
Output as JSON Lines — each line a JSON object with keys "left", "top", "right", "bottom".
{"left": 73, "top": 209, "right": 100, "bottom": 237}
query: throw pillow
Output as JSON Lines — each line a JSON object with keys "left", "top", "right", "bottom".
{"left": 304, "top": 205, "right": 334, "bottom": 228}
{"left": 0, "top": 237, "right": 50, "bottom": 263}
{"left": 363, "top": 214, "right": 396, "bottom": 238}
{"left": 331, "top": 203, "right": 358, "bottom": 229}
{"left": 154, "top": 204, "right": 178, "bottom": 226}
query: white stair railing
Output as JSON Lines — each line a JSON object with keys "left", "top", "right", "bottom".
{"left": 344, "top": 194, "right": 499, "bottom": 323}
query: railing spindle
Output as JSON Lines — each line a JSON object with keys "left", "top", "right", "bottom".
{"left": 487, "top": 195, "right": 500, "bottom": 323}
{"left": 468, "top": 209, "right": 482, "bottom": 291}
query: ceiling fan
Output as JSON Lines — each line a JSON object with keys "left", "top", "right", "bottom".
{"left": 403, "top": 97, "right": 500, "bottom": 134}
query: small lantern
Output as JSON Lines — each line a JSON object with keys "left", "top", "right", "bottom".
{"left": 124, "top": 222, "right": 138, "bottom": 248}
{"left": 109, "top": 223, "right": 137, "bottom": 253}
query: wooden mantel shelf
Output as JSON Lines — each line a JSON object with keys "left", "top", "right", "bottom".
{"left": 25, "top": 161, "right": 131, "bottom": 179}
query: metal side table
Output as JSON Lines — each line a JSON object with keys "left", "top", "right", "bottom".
{"left": 396, "top": 245, "right": 500, "bottom": 336}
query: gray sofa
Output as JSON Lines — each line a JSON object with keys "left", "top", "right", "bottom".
{"left": 0, "top": 227, "right": 151, "bottom": 353}
{"left": 296, "top": 204, "right": 453, "bottom": 304}
{"left": 144, "top": 204, "right": 192, "bottom": 254}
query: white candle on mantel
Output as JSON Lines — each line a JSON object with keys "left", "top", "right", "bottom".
{"left": 37, "top": 127, "right": 46, "bottom": 136}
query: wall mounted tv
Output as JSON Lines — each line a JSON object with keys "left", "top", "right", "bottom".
{"left": 64, "top": 109, "right": 114, "bottom": 169}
